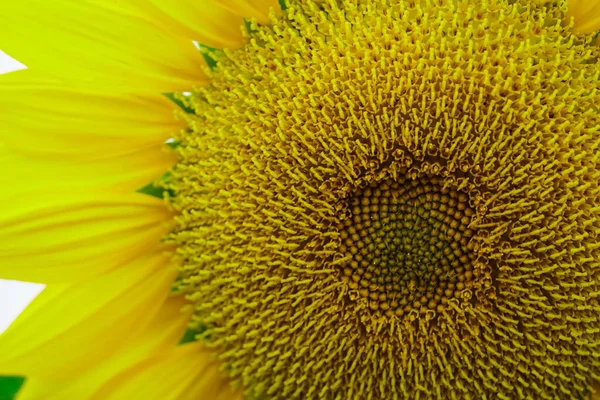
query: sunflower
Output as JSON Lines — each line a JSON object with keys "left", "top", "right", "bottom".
{"left": 1, "top": 0, "right": 600, "bottom": 399}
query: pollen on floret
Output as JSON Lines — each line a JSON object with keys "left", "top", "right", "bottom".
{"left": 168, "top": 0, "right": 600, "bottom": 399}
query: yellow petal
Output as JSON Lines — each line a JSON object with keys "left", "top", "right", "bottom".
{"left": 0, "top": 69, "right": 179, "bottom": 189}
{"left": 3, "top": 144, "right": 176, "bottom": 193}
{"left": 567, "top": 0, "right": 600, "bottom": 34}
{"left": 0, "top": 0, "right": 206, "bottom": 92}
{"left": 90, "top": 342, "right": 243, "bottom": 400}
{"left": 15, "top": 295, "right": 192, "bottom": 400}
{"left": 0, "top": 69, "right": 181, "bottom": 158}
{"left": 0, "top": 188, "right": 172, "bottom": 283}
{"left": 222, "top": 0, "right": 282, "bottom": 24}
{"left": 0, "top": 251, "right": 178, "bottom": 379}
{"left": 131, "top": 0, "right": 281, "bottom": 47}
{"left": 131, "top": 0, "right": 245, "bottom": 48}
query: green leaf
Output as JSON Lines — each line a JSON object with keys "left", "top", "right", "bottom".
{"left": 196, "top": 44, "right": 219, "bottom": 70}
{"left": 137, "top": 181, "right": 175, "bottom": 200}
{"left": 165, "top": 140, "right": 180, "bottom": 150}
{"left": 178, "top": 328, "right": 199, "bottom": 344}
{"left": 178, "top": 325, "right": 208, "bottom": 345}
{"left": 163, "top": 92, "right": 194, "bottom": 114}
{"left": 0, "top": 376, "right": 25, "bottom": 400}
{"left": 244, "top": 18, "right": 258, "bottom": 34}
{"left": 278, "top": 0, "right": 287, "bottom": 10}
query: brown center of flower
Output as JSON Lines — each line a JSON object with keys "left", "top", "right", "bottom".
{"left": 339, "top": 176, "right": 477, "bottom": 318}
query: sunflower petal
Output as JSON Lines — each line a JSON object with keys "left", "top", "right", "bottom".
{"left": 0, "top": 0, "right": 206, "bottom": 92}
{"left": 14, "top": 295, "right": 192, "bottom": 400}
{"left": 3, "top": 142, "right": 176, "bottom": 192}
{"left": 567, "top": 0, "right": 600, "bottom": 34}
{"left": 130, "top": 0, "right": 280, "bottom": 47}
{"left": 131, "top": 0, "right": 245, "bottom": 48}
{"left": 222, "top": 0, "right": 282, "bottom": 24}
{"left": 0, "top": 70, "right": 182, "bottom": 156}
{"left": 0, "top": 251, "right": 178, "bottom": 379}
{"left": 0, "top": 69, "right": 179, "bottom": 189}
{"left": 89, "top": 342, "right": 243, "bottom": 400}
{"left": 0, "top": 189, "right": 172, "bottom": 283}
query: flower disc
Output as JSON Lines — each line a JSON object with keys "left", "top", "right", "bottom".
{"left": 170, "top": 0, "right": 600, "bottom": 398}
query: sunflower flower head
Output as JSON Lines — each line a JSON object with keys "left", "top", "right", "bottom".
{"left": 169, "top": 0, "right": 600, "bottom": 398}
{"left": 2, "top": 0, "right": 600, "bottom": 399}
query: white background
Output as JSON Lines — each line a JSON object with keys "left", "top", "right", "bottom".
{"left": 0, "top": 50, "right": 45, "bottom": 334}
